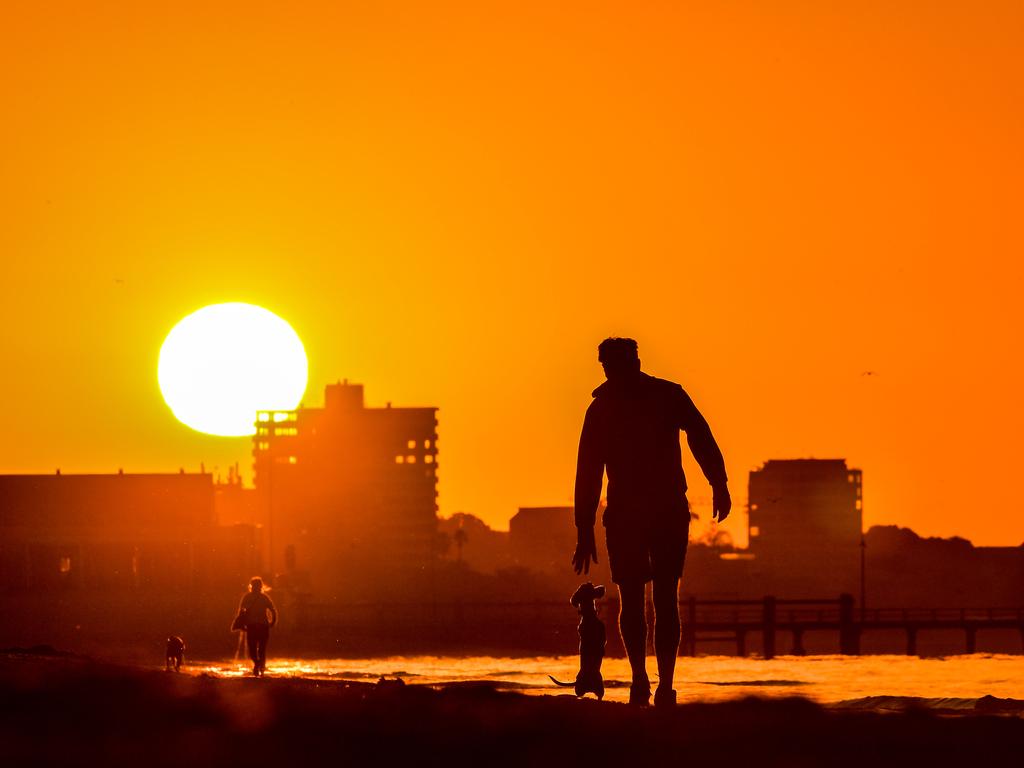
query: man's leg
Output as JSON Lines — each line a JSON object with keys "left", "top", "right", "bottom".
{"left": 618, "top": 581, "right": 649, "bottom": 702}
{"left": 652, "top": 576, "right": 681, "bottom": 699}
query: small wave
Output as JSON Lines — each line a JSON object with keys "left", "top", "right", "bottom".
{"left": 832, "top": 695, "right": 1024, "bottom": 714}
{"left": 700, "top": 680, "right": 810, "bottom": 687}
{"left": 434, "top": 680, "right": 532, "bottom": 691}
{"left": 321, "top": 671, "right": 390, "bottom": 680}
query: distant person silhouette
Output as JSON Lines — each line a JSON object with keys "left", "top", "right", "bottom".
{"left": 572, "top": 338, "right": 730, "bottom": 706}
{"left": 234, "top": 577, "right": 278, "bottom": 676}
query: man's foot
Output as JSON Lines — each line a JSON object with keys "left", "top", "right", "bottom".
{"left": 628, "top": 680, "right": 651, "bottom": 707}
{"left": 654, "top": 686, "right": 677, "bottom": 708}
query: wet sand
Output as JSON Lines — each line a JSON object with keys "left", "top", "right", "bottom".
{"left": 2, "top": 648, "right": 1023, "bottom": 767}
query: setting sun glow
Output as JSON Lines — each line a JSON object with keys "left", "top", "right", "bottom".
{"left": 158, "top": 303, "right": 308, "bottom": 437}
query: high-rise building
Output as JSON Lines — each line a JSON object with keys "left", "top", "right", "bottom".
{"left": 747, "top": 459, "right": 863, "bottom": 597}
{"left": 253, "top": 381, "right": 439, "bottom": 598}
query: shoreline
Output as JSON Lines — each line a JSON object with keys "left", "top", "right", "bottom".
{"left": 3, "top": 650, "right": 1024, "bottom": 767}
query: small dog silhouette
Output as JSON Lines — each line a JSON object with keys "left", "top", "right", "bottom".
{"left": 165, "top": 636, "right": 185, "bottom": 672}
{"left": 549, "top": 582, "right": 606, "bottom": 699}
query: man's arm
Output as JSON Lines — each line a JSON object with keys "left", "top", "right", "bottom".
{"left": 675, "top": 386, "right": 731, "bottom": 521}
{"left": 572, "top": 402, "right": 604, "bottom": 574}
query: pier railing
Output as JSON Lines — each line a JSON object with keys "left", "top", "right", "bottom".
{"left": 290, "top": 595, "right": 1024, "bottom": 657}
{"left": 671, "top": 595, "right": 1024, "bottom": 658}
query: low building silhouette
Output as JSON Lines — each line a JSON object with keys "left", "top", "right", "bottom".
{"left": 510, "top": 507, "right": 575, "bottom": 574}
{"left": 0, "top": 471, "right": 259, "bottom": 655}
{"left": 863, "top": 525, "right": 1024, "bottom": 609}
{"left": 508, "top": 506, "right": 611, "bottom": 594}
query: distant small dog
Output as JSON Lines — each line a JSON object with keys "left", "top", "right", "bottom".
{"left": 165, "top": 636, "right": 185, "bottom": 672}
{"left": 549, "top": 582, "right": 606, "bottom": 699}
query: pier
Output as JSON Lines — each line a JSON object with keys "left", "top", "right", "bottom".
{"left": 283, "top": 596, "right": 1024, "bottom": 657}
{"left": 675, "top": 595, "right": 1024, "bottom": 658}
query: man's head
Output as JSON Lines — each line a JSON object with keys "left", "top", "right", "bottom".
{"left": 249, "top": 577, "right": 263, "bottom": 593}
{"left": 597, "top": 337, "right": 641, "bottom": 381}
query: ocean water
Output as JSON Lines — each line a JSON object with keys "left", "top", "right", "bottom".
{"left": 193, "top": 654, "right": 1024, "bottom": 705}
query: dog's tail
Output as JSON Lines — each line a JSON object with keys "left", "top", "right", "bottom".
{"left": 548, "top": 675, "right": 576, "bottom": 687}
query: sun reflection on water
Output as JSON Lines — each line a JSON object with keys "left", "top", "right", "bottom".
{"left": 186, "top": 654, "right": 1024, "bottom": 705}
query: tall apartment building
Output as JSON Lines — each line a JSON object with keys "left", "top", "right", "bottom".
{"left": 253, "top": 381, "right": 439, "bottom": 599}
{"left": 747, "top": 459, "right": 863, "bottom": 597}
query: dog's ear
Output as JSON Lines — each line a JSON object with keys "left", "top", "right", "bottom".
{"left": 595, "top": 585, "right": 606, "bottom": 599}
{"left": 571, "top": 582, "right": 590, "bottom": 606}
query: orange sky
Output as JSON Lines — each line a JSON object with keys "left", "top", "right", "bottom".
{"left": 1, "top": 2, "right": 1021, "bottom": 545}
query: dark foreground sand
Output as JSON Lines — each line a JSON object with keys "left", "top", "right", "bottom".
{"left": 2, "top": 649, "right": 1023, "bottom": 768}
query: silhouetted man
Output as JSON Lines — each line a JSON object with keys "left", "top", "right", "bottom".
{"left": 572, "top": 338, "right": 730, "bottom": 706}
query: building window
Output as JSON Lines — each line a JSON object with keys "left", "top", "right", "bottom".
{"left": 424, "top": 455, "right": 434, "bottom": 464}
{"left": 258, "top": 413, "right": 270, "bottom": 422}
{"left": 749, "top": 526, "right": 760, "bottom": 537}
{"left": 288, "top": 456, "right": 298, "bottom": 464}
{"left": 424, "top": 439, "right": 432, "bottom": 449}
{"left": 273, "top": 413, "right": 293, "bottom": 423}
{"left": 406, "top": 455, "right": 417, "bottom": 464}
{"left": 59, "top": 556, "right": 72, "bottom": 574}
{"left": 395, "top": 456, "right": 405, "bottom": 464}
{"left": 407, "top": 440, "right": 416, "bottom": 449}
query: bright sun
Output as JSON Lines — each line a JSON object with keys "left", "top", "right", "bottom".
{"left": 158, "top": 303, "right": 308, "bottom": 437}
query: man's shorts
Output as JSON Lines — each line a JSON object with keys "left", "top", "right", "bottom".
{"left": 603, "top": 499, "right": 690, "bottom": 585}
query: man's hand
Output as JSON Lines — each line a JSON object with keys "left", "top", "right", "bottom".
{"left": 712, "top": 484, "right": 732, "bottom": 523}
{"left": 572, "top": 527, "right": 599, "bottom": 575}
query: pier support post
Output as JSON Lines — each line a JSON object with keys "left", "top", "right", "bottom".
{"left": 838, "top": 593, "right": 860, "bottom": 655}
{"left": 965, "top": 626, "right": 977, "bottom": 654}
{"left": 906, "top": 627, "right": 917, "bottom": 656}
{"left": 792, "top": 628, "right": 806, "bottom": 656}
{"left": 736, "top": 630, "right": 746, "bottom": 657}
{"left": 762, "top": 596, "right": 776, "bottom": 660}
